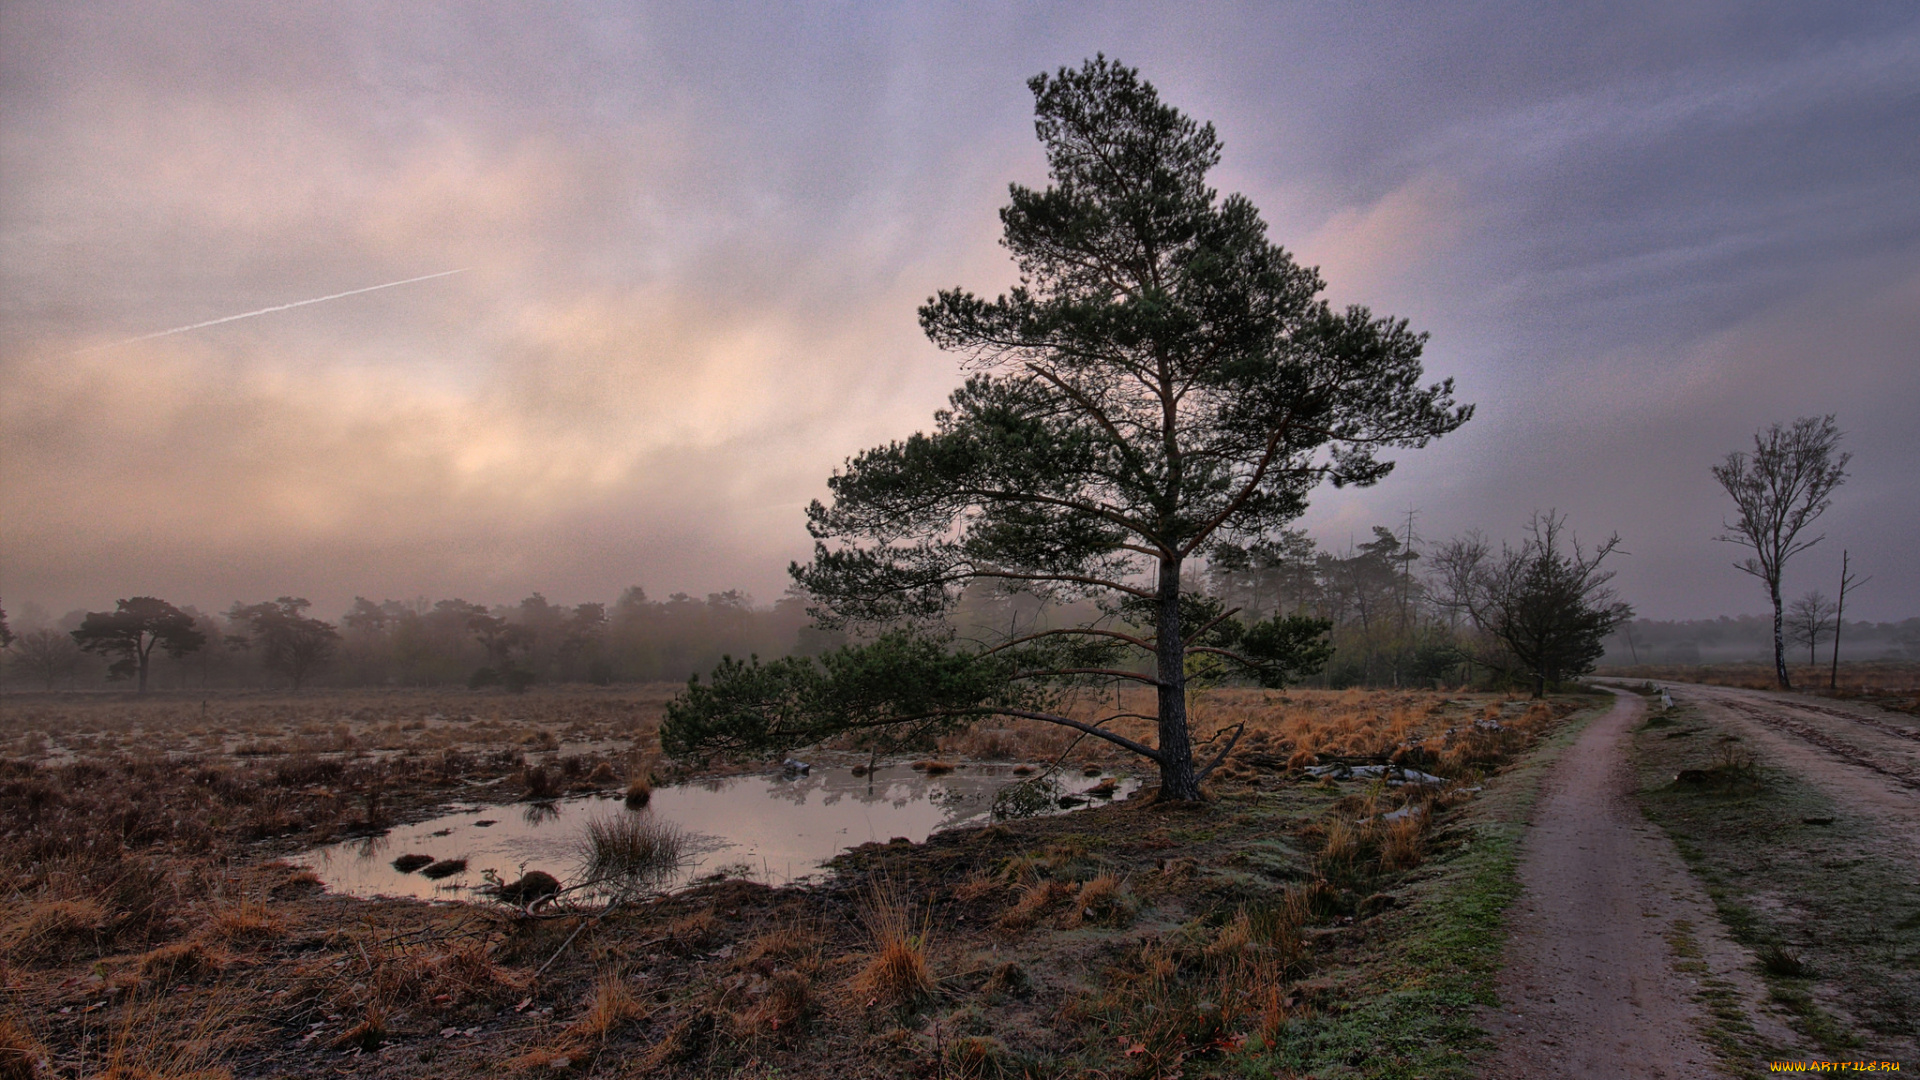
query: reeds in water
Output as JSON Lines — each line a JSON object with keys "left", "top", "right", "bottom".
{"left": 574, "top": 810, "right": 688, "bottom": 888}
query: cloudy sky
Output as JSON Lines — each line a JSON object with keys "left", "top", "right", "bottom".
{"left": 3, "top": 1, "right": 1916, "bottom": 625}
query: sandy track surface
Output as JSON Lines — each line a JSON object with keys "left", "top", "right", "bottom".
{"left": 1667, "top": 682, "right": 1920, "bottom": 863}
{"left": 1483, "top": 690, "right": 1782, "bottom": 1078}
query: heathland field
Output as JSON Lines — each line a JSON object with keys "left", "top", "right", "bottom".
{"left": 1, "top": 684, "right": 1595, "bottom": 1079}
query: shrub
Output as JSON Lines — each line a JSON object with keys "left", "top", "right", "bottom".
{"left": 992, "top": 777, "right": 1056, "bottom": 820}
{"left": 1758, "top": 943, "right": 1810, "bottom": 978}
{"left": 521, "top": 764, "right": 561, "bottom": 801}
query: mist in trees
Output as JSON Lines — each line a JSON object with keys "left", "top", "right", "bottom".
{"left": 1785, "top": 591, "right": 1838, "bottom": 666}
{"left": 2, "top": 586, "right": 837, "bottom": 693}
{"left": 229, "top": 597, "right": 342, "bottom": 691}
{"left": 69, "top": 597, "right": 208, "bottom": 694}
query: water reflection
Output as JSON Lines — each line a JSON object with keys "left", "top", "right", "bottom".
{"left": 293, "top": 764, "right": 1138, "bottom": 901}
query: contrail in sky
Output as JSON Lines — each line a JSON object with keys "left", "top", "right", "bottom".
{"left": 81, "top": 267, "right": 468, "bottom": 352}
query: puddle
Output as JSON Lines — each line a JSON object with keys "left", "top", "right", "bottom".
{"left": 293, "top": 765, "right": 1140, "bottom": 901}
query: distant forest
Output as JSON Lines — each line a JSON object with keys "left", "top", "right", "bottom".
{"left": 1601, "top": 616, "right": 1920, "bottom": 667}
{"left": 5, "top": 523, "right": 1914, "bottom": 692}
{"left": 3, "top": 588, "right": 837, "bottom": 692}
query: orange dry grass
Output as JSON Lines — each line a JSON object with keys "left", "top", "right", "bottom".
{"left": 0, "top": 899, "right": 107, "bottom": 963}
{"left": 1071, "top": 873, "right": 1130, "bottom": 927}
{"left": 735, "top": 970, "right": 813, "bottom": 1036}
{"left": 208, "top": 900, "right": 284, "bottom": 944}
{"left": 84, "top": 987, "right": 245, "bottom": 1080}
{"left": 569, "top": 972, "right": 645, "bottom": 1040}
{"left": 853, "top": 879, "right": 932, "bottom": 1008}
{"left": 996, "top": 879, "right": 1070, "bottom": 933}
{"left": 739, "top": 924, "right": 819, "bottom": 969}
{"left": 1599, "top": 661, "right": 1920, "bottom": 697}
{"left": 1380, "top": 813, "right": 1426, "bottom": 871}
{"left": 1, "top": 1016, "right": 45, "bottom": 1080}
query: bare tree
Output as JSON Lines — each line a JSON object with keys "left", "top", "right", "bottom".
{"left": 1711, "top": 415, "right": 1849, "bottom": 689}
{"left": 1830, "top": 550, "right": 1870, "bottom": 690}
{"left": 1785, "top": 590, "right": 1837, "bottom": 666}
{"left": 1432, "top": 511, "right": 1633, "bottom": 697}
{"left": 11, "top": 628, "right": 82, "bottom": 690}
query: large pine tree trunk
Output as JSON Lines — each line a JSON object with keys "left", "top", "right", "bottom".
{"left": 1154, "top": 557, "right": 1202, "bottom": 801}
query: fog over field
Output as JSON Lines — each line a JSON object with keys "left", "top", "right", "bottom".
{"left": 3, "top": 2, "right": 1916, "bottom": 622}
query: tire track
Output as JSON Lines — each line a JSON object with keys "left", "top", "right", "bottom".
{"left": 1714, "top": 697, "right": 1920, "bottom": 794}
{"left": 1771, "top": 698, "right": 1920, "bottom": 745}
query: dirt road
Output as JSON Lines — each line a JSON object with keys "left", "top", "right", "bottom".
{"left": 1666, "top": 681, "right": 1920, "bottom": 862}
{"left": 1483, "top": 690, "right": 1782, "bottom": 1078}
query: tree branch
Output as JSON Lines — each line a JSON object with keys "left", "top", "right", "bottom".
{"left": 969, "top": 568, "right": 1156, "bottom": 599}
{"left": 979, "top": 626, "right": 1155, "bottom": 656}
{"left": 1195, "top": 721, "right": 1247, "bottom": 783}
{"left": 1012, "top": 667, "right": 1163, "bottom": 686}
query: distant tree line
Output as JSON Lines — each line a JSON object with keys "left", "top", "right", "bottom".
{"left": 0, "top": 588, "right": 840, "bottom": 693}
{"left": 1, "top": 505, "right": 1649, "bottom": 698}
{"left": 1602, "top": 614, "right": 1919, "bottom": 667}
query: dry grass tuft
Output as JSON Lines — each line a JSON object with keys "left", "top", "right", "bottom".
{"left": 504, "top": 1046, "right": 578, "bottom": 1072}
{"left": 952, "top": 868, "right": 1002, "bottom": 903}
{"left": 1, "top": 899, "right": 106, "bottom": 964}
{"left": 522, "top": 763, "right": 562, "bottom": 801}
{"left": 1071, "top": 873, "right": 1132, "bottom": 927}
{"left": 624, "top": 774, "right": 653, "bottom": 808}
{"left": 737, "top": 969, "right": 813, "bottom": 1036}
{"left": 0, "top": 1016, "right": 45, "bottom": 1080}
{"left": 138, "top": 939, "right": 223, "bottom": 985}
{"left": 996, "top": 879, "right": 1071, "bottom": 934}
{"left": 667, "top": 910, "right": 716, "bottom": 950}
{"left": 739, "top": 924, "right": 819, "bottom": 970}
{"left": 853, "top": 878, "right": 933, "bottom": 1009}
{"left": 330, "top": 1006, "right": 386, "bottom": 1051}
{"left": 1380, "top": 813, "right": 1427, "bottom": 871}
{"left": 1316, "top": 820, "right": 1361, "bottom": 880}
{"left": 208, "top": 900, "right": 284, "bottom": 944}
{"left": 979, "top": 961, "right": 1031, "bottom": 1001}
{"left": 568, "top": 972, "right": 645, "bottom": 1040}
{"left": 431, "top": 941, "right": 528, "bottom": 1005}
